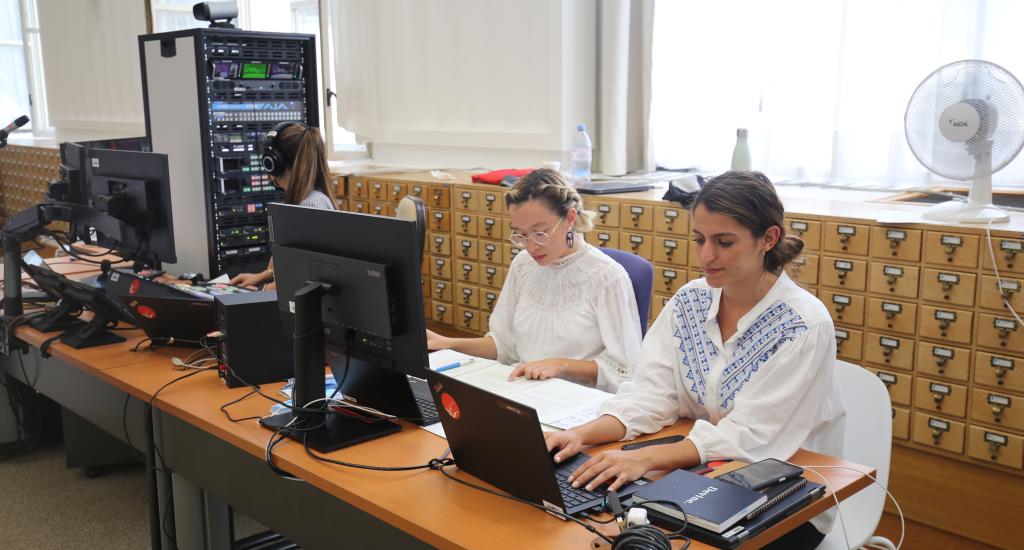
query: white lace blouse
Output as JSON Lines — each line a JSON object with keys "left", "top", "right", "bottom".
{"left": 485, "top": 240, "right": 643, "bottom": 392}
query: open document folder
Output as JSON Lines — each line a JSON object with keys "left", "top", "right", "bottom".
{"left": 427, "top": 350, "right": 614, "bottom": 431}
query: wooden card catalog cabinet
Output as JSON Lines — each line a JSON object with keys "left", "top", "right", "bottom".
{"left": 480, "top": 241, "right": 501, "bottom": 264}
{"left": 915, "top": 378, "right": 968, "bottom": 418}
{"left": 787, "top": 219, "right": 821, "bottom": 250}
{"left": 456, "top": 213, "right": 478, "bottom": 236}
{"left": 430, "top": 233, "right": 451, "bottom": 256}
{"left": 824, "top": 222, "right": 870, "bottom": 255}
{"left": 977, "top": 314, "right": 1024, "bottom": 350}
{"left": 967, "top": 427, "right": 1024, "bottom": 469}
{"left": 925, "top": 232, "right": 980, "bottom": 268}
{"left": 481, "top": 191, "right": 504, "bottom": 214}
{"left": 457, "top": 238, "right": 479, "bottom": 261}
{"left": 786, "top": 254, "right": 820, "bottom": 286}
{"left": 623, "top": 233, "right": 652, "bottom": 257}
{"left": 456, "top": 190, "right": 480, "bottom": 211}
{"left": 919, "top": 305, "right": 974, "bottom": 345}
{"left": 655, "top": 206, "right": 688, "bottom": 235}
{"left": 594, "top": 202, "right": 620, "bottom": 227}
{"left": 480, "top": 289, "right": 499, "bottom": 312}
{"left": 621, "top": 203, "right": 653, "bottom": 230}
{"left": 821, "top": 290, "right": 865, "bottom": 325}
{"left": 867, "top": 298, "right": 917, "bottom": 335}
{"left": 913, "top": 413, "right": 965, "bottom": 454}
{"left": 869, "top": 368, "right": 912, "bottom": 406}
{"left": 834, "top": 328, "right": 863, "bottom": 361}
{"left": 434, "top": 303, "right": 453, "bottom": 325}
{"left": 589, "top": 229, "right": 620, "bottom": 250}
{"left": 975, "top": 352, "right": 1022, "bottom": 392}
{"left": 388, "top": 182, "right": 407, "bottom": 202}
{"left": 458, "top": 261, "right": 478, "bottom": 284}
{"left": 433, "top": 281, "right": 452, "bottom": 302}
{"left": 478, "top": 216, "right": 503, "bottom": 240}
{"left": 431, "top": 256, "right": 452, "bottom": 279}
{"left": 457, "top": 306, "right": 480, "bottom": 332}
{"left": 653, "top": 237, "right": 686, "bottom": 266}
{"left": 865, "top": 333, "right": 914, "bottom": 370}
{"left": 820, "top": 257, "right": 866, "bottom": 291}
{"left": 457, "top": 284, "right": 479, "bottom": 308}
{"left": 921, "top": 269, "right": 976, "bottom": 307}
{"left": 983, "top": 237, "right": 1024, "bottom": 274}
{"left": 871, "top": 227, "right": 922, "bottom": 262}
{"left": 892, "top": 407, "right": 911, "bottom": 440}
{"left": 915, "top": 343, "right": 971, "bottom": 382}
{"left": 869, "top": 263, "right": 920, "bottom": 299}
{"left": 971, "top": 389, "right": 1024, "bottom": 432}
{"left": 979, "top": 274, "right": 1024, "bottom": 312}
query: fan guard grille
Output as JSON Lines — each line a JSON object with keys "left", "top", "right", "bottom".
{"left": 905, "top": 59, "right": 1024, "bottom": 181}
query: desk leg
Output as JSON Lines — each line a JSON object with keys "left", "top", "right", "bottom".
{"left": 171, "top": 474, "right": 232, "bottom": 550}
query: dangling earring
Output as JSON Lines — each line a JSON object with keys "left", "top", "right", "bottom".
{"left": 566, "top": 231, "right": 574, "bottom": 248}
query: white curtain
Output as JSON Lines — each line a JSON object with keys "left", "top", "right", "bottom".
{"left": 651, "top": 0, "right": 1024, "bottom": 187}
{"left": 598, "top": 0, "right": 655, "bottom": 176}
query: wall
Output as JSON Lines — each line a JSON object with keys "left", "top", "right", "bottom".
{"left": 333, "top": 0, "right": 596, "bottom": 169}
{"left": 37, "top": 0, "right": 147, "bottom": 135}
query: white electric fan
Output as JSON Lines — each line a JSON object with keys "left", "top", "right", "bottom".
{"left": 905, "top": 59, "right": 1024, "bottom": 223}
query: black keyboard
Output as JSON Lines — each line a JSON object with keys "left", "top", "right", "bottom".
{"left": 554, "top": 470, "right": 602, "bottom": 508}
{"left": 415, "top": 396, "right": 439, "bottom": 424}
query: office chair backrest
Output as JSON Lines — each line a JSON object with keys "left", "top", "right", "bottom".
{"left": 599, "top": 247, "right": 653, "bottom": 336}
{"left": 818, "top": 360, "right": 894, "bottom": 549}
{"left": 396, "top": 195, "right": 426, "bottom": 263}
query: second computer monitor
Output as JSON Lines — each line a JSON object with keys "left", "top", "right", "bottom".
{"left": 269, "top": 203, "right": 429, "bottom": 379}
{"left": 86, "top": 148, "right": 177, "bottom": 266}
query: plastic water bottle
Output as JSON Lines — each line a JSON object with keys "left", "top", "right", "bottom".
{"left": 731, "top": 128, "right": 751, "bottom": 171}
{"left": 569, "top": 124, "right": 593, "bottom": 187}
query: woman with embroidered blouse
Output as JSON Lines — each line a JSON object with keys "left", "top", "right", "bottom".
{"left": 425, "top": 169, "right": 642, "bottom": 392}
{"left": 546, "top": 171, "right": 846, "bottom": 549}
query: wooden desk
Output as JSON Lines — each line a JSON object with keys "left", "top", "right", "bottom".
{"left": 2, "top": 263, "right": 875, "bottom": 548}
{"left": 86, "top": 344, "right": 872, "bottom": 548}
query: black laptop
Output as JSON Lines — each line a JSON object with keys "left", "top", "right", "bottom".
{"left": 118, "top": 295, "right": 217, "bottom": 347}
{"left": 425, "top": 370, "right": 647, "bottom": 516}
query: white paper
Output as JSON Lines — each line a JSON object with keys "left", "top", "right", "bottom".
{"left": 427, "top": 349, "right": 478, "bottom": 371}
{"left": 209, "top": 273, "right": 232, "bottom": 284}
{"left": 420, "top": 422, "right": 446, "bottom": 438}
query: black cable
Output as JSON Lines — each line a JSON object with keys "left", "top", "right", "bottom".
{"left": 611, "top": 500, "right": 690, "bottom": 550}
{"left": 219, "top": 389, "right": 262, "bottom": 423}
{"left": 121, "top": 393, "right": 148, "bottom": 464}
{"left": 38, "top": 332, "right": 63, "bottom": 359}
{"left": 301, "top": 430, "right": 442, "bottom": 472}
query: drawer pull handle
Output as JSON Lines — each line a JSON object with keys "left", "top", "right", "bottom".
{"left": 932, "top": 429, "right": 944, "bottom": 444}
{"left": 994, "top": 366, "right": 1008, "bottom": 385}
{"left": 932, "top": 392, "right": 946, "bottom": 408}
{"left": 991, "top": 404, "right": 1005, "bottom": 421}
{"left": 989, "top": 441, "right": 1003, "bottom": 460}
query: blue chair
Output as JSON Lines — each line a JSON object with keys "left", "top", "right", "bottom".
{"left": 600, "top": 247, "right": 654, "bottom": 336}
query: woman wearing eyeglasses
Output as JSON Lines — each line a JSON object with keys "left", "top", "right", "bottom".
{"left": 425, "top": 169, "right": 642, "bottom": 392}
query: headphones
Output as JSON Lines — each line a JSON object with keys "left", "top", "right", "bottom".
{"left": 261, "top": 121, "right": 307, "bottom": 176}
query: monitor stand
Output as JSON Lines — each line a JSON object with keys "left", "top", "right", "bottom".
{"left": 59, "top": 313, "right": 126, "bottom": 349}
{"left": 258, "top": 281, "right": 401, "bottom": 453}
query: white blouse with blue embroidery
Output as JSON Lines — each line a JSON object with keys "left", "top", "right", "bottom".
{"left": 598, "top": 271, "right": 845, "bottom": 531}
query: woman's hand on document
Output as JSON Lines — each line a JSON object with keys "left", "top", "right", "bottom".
{"left": 508, "top": 358, "right": 565, "bottom": 381}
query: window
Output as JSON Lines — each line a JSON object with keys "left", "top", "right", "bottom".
{"left": 650, "top": 0, "right": 1024, "bottom": 188}
{"left": 1, "top": 0, "right": 46, "bottom": 133}
{"left": 150, "top": 0, "right": 365, "bottom": 158}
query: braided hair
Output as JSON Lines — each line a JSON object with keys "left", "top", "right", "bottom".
{"left": 504, "top": 169, "right": 596, "bottom": 233}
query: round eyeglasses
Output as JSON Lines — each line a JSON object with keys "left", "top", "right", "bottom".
{"left": 508, "top": 217, "right": 565, "bottom": 247}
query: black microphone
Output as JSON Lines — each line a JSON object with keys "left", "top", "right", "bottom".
{"left": 0, "top": 115, "right": 30, "bottom": 138}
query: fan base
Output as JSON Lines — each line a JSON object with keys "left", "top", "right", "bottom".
{"left": 922, "top": 200, "right": 1010, "bottom": 224}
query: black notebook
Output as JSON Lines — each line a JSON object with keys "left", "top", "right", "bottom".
{"left": 631, "top": 469, "right": 766, "bottom": 533}
{"left": 642, "top": 478, "right": 826, "bottom": 549}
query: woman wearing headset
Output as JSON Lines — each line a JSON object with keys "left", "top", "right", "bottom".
{"left": 230, "top": 122, "right": 337, "bottom": 289}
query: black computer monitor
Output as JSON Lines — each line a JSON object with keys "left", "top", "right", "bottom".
{"left": 58, "top": 142, "right": 92, "bottom": 243}
{"left": 21, "top": 262, "right": 137, "bottom": 349}
{"left": 260, "top": 203, "right": 429, "bottom": 451}
{"left": 85, "top": 148, "right": 176, "bottom": 267}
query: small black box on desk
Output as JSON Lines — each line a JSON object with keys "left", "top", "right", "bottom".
{"left": 215, "top": 290, "right": 293, "bottom": 388}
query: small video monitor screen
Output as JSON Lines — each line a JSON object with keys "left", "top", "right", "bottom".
{"left": 241, "top": 62, "right": 268, "bottom": 79}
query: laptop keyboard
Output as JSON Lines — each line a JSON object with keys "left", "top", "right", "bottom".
{"left": 554, "top": 470, "right": 603, "bottom": 509}
{"left": 415, "top": 395, "right": 439, "bottom": 424}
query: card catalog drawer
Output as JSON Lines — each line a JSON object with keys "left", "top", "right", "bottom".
{"left": 865, "top": 332, "right": 914, "bottom": 371}
{"left": 912, "top": 413, "right": 965, "bottom": 455}
{"left": 970, "top": 389, "right": 1024, "bottom": 432}
{"left": 915, "top": 342, "right": 971, "bottom": 382}
{"left": 824, "top": 222, "right": 870, "bottom": 256}
{"left": 967, "top": 426, "right": 1024, "bottom": 469}
{"left": 871, "top": 226, "right": 922, "bottom": 262}
{"left": 975, "top": 351, "right": 1024, "bottom": 393}
{"left": 921, "top": 268, "right": 976, "bottom": 308}
{"left": 925, "top": 231, "right": 980, "bottom": 269}
{"left": 915, "top": 377, "right": 968, "bottom": 418}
